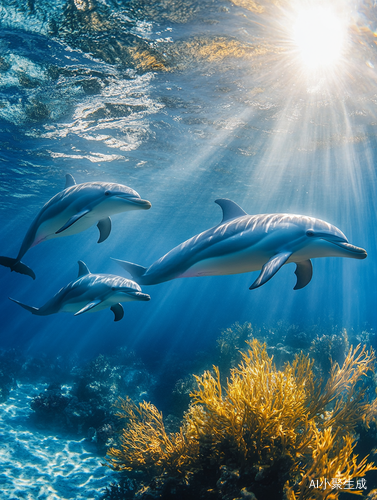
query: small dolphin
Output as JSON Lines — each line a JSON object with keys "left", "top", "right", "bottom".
{"left": 0, "top": 174, "right": 151, "bottom": 280}
{"left": 112, "top": 199, "right": 367, "bottom": 290}
{"left": 9, "top": 261, "right": 150, "bottom": 321}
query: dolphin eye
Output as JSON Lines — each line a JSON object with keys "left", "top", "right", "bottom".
{"left": 105, "top": 190, "right": 111, "bottom": 196}
{"left": 306, "top": 230, "right": 315, "bottom": 237}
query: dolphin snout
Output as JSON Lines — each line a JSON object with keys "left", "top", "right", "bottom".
{"left": 116, "top": 195, "right": 152, "bottom": 209}
{"left": 330, "top": 241, "right": 367, "bottom": 259}
{"left": 133, "top": 198, "right": 152, "bottom": 210}
{"left": 126, "top": 290, "right": 151, "bottom": 301}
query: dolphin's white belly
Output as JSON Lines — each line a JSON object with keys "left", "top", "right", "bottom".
{"left": 179, "top": 248, "right": 270, "bottom": 278}
{"left": 58, "top": 291, "right": 136, "bottom": 314}
{"left": 34, "top": 211, "right": 98, "bottom": 245}
{"left": 59, "top": 299, "right": 108, "bottom": 314}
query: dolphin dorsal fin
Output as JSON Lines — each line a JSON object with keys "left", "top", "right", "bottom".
{"left": 77, "top": 260, "right": 90, "bottom": 277}
{"left": 215, "top": 199, "right": 247, "bottom": 223}
{"left": 65, "top": 174, "right": 76, "bottom": 189}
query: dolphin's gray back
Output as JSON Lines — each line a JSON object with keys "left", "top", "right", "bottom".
{"left": 34, "top": 183, "right": 106, "bottom": 224}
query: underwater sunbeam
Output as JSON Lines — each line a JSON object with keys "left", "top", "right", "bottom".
{"left": 292, "top": 6, "right": 347, "bottom": 70}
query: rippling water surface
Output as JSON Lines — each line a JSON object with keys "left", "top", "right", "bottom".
{"left": 0, "top": 0, "right": 376, "bottom": 361}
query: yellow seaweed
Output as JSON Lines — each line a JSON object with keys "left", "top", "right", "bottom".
{"left": 106, "top": 341, "right": 377, "bottom": 499}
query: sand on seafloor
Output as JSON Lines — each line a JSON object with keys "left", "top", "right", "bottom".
{"left": 0, "top": 384, "right": 116, "bottom": 500}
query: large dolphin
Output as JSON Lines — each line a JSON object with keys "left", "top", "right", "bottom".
{"left": 8, "top": 261, "right": 150, "bottom": 321}
{"left": 112, "top": 199, "right": 367, "bottom": 290}
{"left": 0, "top": 174, "right": 151, "bottom": 280}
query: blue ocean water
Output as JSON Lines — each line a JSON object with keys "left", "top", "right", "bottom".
{"left": 0, "top": 0, "right": 376, "bottom": 364}
{"left": 1, "top": 1, "right": 377, "bottom": 498}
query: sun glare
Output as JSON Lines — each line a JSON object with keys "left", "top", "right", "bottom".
{"left": 293, "top": 6, "right": 346, "bottom": 70}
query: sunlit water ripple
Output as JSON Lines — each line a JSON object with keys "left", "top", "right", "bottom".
{"left": 0, "top": 383, "right": 115, "bottom": 499}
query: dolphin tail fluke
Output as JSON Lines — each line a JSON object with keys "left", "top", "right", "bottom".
{"left": 111, "top": 258, "right": 147, "bottom": 283}
{"left": 0, "top": 257, "right": 36, "bottom": 280}
{"left": 9, "top": 297, "right": 40, "bottom": 314}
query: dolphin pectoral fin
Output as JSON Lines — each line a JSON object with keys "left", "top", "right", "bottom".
{"left": 111, "top": 258, "right": 147, "bottom": 282}
{"left": 111, "top": 303, "right": 124, "bottom": 322}
{"left": 294, "top": 259, "right": 313, "bottom": 290}
{"left": 74, "top": 299, "right": 102, "bottom": 316}
{"left": 215, "top": 199, "right": 247, "bottom": 223}
{"left": 9, "top": 297, "right": 40, "bottom": 314}
{"left": 77, "top": 260, "right": 91, "bottom": 277}
{"left": 249, "top": 251, "right": 292, "bottom": 290}
{"left": 0, "top": 257, "right": 36, "bottom": 280}
{"left": 65, "top": 174, "right": 76, "bottom": 189}
{"left": 97, "top": 217, "right": 112, "bottom": 243}
{"left": 55, "top": 209, "right": 91, "bottom": 234}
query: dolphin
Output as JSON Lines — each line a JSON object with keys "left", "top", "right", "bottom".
{"left": 0, "top": 174, "right": 151, "bottom": 280}
{"left": 8, "top": 260, "right": 150, "bottom": 321}
{"left": 112, "top": 198, "right": 367, "bottom": 290}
